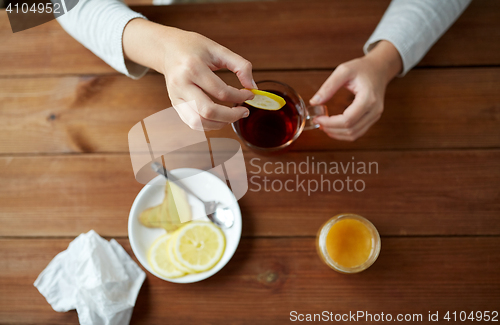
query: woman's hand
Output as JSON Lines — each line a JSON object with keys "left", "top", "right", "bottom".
{"left": 310, "top": 40, "right": 403, "bottom": 141}
{"left": 123, "top": 19, "right": 256, "bottom": 131}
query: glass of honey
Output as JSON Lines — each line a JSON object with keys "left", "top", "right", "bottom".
{"left": 317, "top": 214, "right": 381, "bottom": 274}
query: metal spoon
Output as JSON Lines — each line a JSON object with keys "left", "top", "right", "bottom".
{"left": 151, "top": 162, "right": 234, "bottom": 228}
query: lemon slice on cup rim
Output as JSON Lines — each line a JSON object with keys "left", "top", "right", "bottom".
{"left": 244, "top": 89, "right": 286, "bottom": 111}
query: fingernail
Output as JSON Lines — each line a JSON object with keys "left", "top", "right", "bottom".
{"left": 243, "top": 110, "right": 250, "bottom": 118}
{"left": 251, "top": 79, "right": 258, "bottom": 89}
{"left": 310, "top": 94, "right": 321, "bottom": 104}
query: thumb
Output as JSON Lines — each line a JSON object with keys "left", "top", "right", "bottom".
{"left": 310, "top": 64, "right": 352, "bottom": 105}
{"left": 215, "top": 47, "right": 257, "bottom": 90}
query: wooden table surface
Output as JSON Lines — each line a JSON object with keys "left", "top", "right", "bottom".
{"left": 1, "top": 0, "right": 499, "bottom": 324}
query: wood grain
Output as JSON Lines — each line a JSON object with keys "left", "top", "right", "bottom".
{"left": 1, "top": 1, "right": 498, "bottom": 323}
{"left": 0, "top": 237, "right": 498, "bottom": 324}
{"left": 1, "top": 69, "right": 499, "bottom": 154}
{"left": 0, "top": 11, "right": 110, "bottom": 76}
{"left": 0, "top": 75, "right": 167, "bottom": 154}
{"left": 1, "top": 0, "right": 499, "bottom": 76}
{"left": 0, "top": 150, "right": 498, "bottom": 237}
{"left": 124, "top": 0, "right": 153, "bottom": 5}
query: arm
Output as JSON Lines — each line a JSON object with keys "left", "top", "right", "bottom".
{"left": 311, "top": 40, "right": 401, "bottom": 141}
{"left": 56, "top": 0, "right": 256, "bottom": 130}
{"left": 54, "top": 0, "right": 149, "bottom": 79}
{"left": 311, "top": 0, "right": 472, "bottom": 141}
{"left": 122, "top": 19, "right": 256, "bottom": 131}
{"left": 364, "top": 0, "right": 472, "bottom": 76}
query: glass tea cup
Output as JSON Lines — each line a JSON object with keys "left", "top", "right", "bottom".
{"left": 232, "top": 80, "right": 327, "bottom": 153}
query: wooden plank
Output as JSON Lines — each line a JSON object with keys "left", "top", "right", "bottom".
{"left": 419, "top": 0, "right": 500, "bottom": 67}
{"left": 124, "top": 0, "right": 153, "bottom": 5}
{"left": 0, "top": 150, "right": 498, "bottom": 237}
{"left": 1, "top": 69, "right": 499, "bottom": 154}
{"left": 0, "top": 75, "right": 168, "bottom": 154}
{"left": 214, "top": 68, "right": 500, "bottom": 151}
{"left": 0, "top": 237, "right": 498, "bottom": 324}
{"left": 0, "top": 0, "right": 499, "bottom": 76}
{"left": 0, "top": 11, "right": 111, "bottom": 76}
{"left": 144, "top": 0, "right": 500, "bottom": 70}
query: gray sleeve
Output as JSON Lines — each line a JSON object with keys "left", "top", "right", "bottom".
{"left": 55, "top": 0, "right": 149, "bottom": 79}
{"left": 363, "top": 0, "right": 472, "bottom": 76}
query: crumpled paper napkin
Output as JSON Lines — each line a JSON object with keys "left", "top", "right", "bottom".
{"left": 34, "top": 230, "right": 146, "bottom": 325}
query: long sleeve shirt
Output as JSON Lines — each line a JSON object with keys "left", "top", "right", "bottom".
{"left": 55, "top": 0, "right": 149, "bottom": 79}
{"left": 364, "top": 0, "right": 471, "bottom": 76}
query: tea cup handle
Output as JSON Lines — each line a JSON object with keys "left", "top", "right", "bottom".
{"left": 304, "top": 105, "right": 328, "bottom": 130}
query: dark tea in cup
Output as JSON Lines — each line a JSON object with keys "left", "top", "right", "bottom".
{"left": 232, "top": 80, "right": 327, "bottom": 152}
{"left": 236, "top": 90, "right": 299, "bottom": 148}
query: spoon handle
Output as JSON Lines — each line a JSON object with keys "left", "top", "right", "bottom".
{"left": 150, "top": 162, "right": 206, "bottom": 204}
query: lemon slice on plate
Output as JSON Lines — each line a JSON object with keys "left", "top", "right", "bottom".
{"left": 148, "top": 233, "right": 185, "bottom": 278}
{"left": 167, "top": 232, "right": 194, "bottom": 274}
{"left": 245, "top": 89, "right": 286, "bottom": 110}
{"left": 173, "top": 221, "right": 226, "bottom": 273}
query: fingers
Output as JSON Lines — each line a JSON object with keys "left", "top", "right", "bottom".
{"left": 215, "top": 46, "right": 257, "bottom": 90}
{"left": 193, "top": 64, "right": 254, "bottom": 103}
{"left": 314, "top": 89, "right": 373, "bottom": 129}
{"left": 314, "top": 85, "right": 381, "bottom": 141}
{"left": 183, "top": 84, "right": 249, "bottom": 122}
{"left": 312, "top": 64, "right": 382, "bottom": 141}
{"left": 172, "top": 100, "right": 228, "bottom": 131}
{"left": 320, "top": 108, "right": 381, "bottom": 141}
{"left": 162, "top": 33, "right": 256, "bottom": 131}
{"left": 310, "top": 64, "right": 353, "bottom": 105}
{"left": 169, "top": 83, "right": 249, "bottom": 130}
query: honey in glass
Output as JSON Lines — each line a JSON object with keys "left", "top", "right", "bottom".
{"left": 317, "top": 214, "right": 381, "bottom": 273}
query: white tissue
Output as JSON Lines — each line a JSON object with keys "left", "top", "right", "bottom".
{"left": 34, "top": 230, "right": 146, "bottom": 325}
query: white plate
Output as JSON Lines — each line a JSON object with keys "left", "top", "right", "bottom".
{"left": 128, "top": 168, "right": 242, "bottom": 283}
